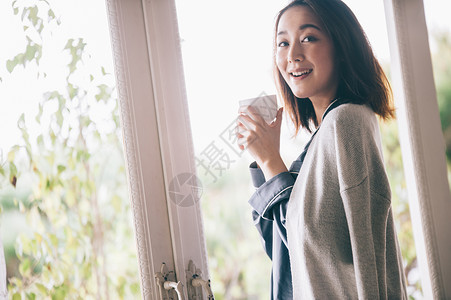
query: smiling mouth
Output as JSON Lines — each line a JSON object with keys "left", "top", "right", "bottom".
{"left": 290, "top": 69, "right": 313, "bottom": 78}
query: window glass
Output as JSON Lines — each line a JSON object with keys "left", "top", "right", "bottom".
{"left": 0, "top": 1, "right": 140, "bottom": 298}
{"left": 424, "top": 0, "right": 451, "bottom": 185}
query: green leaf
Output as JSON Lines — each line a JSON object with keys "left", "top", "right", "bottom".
{"left": 36, "top": 283, "right": 48, "bottom": 294}
{"left": 9, "top": 161, "right": 17, "bottom": 174}
{"left": 130, "top": 282, "right": 140, "bottom": 294}
{"left": 6, "top": 59, "right": 16, "bottom": 73}
{"left": 8, "top": 145, "right": 20, "bottom": 162}
{"left": 116, "top": 276, "right": 126, "bottom": 298}
{"left": 112, "top": 195, "right": 122, "bottom": 212}
{"left": 49, "top": 234, "right": 58, "bottom": 247}
{"left": 34, "top": 232, "right": 43, "bottom": 244}
{"left": 28, "top": 6, "right": 39, "bottom": 27}
{"left": 67, "top": 83, "right": 77, "bottom": 99}
{"left": 55, "top": 110, "right": 63, "bottom": 128}
{"left": 57, "top": 165, "right": 66, "bottom": 173}
{"left": 25, "top": 44, "right": 38, "bottom": 61}
{"left": 57, "top": 94, "right": 66, "bottom": 111}
{"left": 52, "top": 284, "right": 68, "bottom": 300}
{"left": 24, "top": 43, "right": 42, "bottom": 65}
{"left": 17, "top": 113, "right": 25, "bottom": 129}
{"left": 48, "top": 9, "right": 56, "bottom": 21}
{"left": 36, "top": 103, "right": 43, "bottom": 124}
{"left": 19, "top": 258, "right": 31, "bottom": 276}
{"left": 37, "top": 22, "right": 44, "bottom": 35}
{"left": 10, "top": 162, "right": 18, "bottom": 187}
{"left": 64, "top": 38, "right": 74, "bottom": 50}
{"left": 12, "top": 293, "right": 21, "bottom": 300}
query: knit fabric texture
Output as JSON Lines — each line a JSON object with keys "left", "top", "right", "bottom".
{"left": 286, "top": 103, "right": 408, "bottom": 299}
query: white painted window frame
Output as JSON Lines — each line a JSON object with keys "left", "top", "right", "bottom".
{"left": 384, "top": 0, "right": 451, "bottom": 298}
{"left": 105, "top": 0, "right": 451, "bottom": 299}
{"left": 105, "top": 0, "right": 208, "bottom": 299}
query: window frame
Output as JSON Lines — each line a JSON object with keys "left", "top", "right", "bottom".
{"left": 106, "top": 0, "right": 451, "bottom": 298}
{"left": 105, "top": 0, "right": 209, "bottom": 299}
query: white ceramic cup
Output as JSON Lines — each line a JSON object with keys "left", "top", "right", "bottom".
{"left": 238, "top": 94, "right": 278, "bottom": 124}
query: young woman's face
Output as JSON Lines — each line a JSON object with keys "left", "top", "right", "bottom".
{"left": 276, "top": 5, "right": 339, "bottom": 103}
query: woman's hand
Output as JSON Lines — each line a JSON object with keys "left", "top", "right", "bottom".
{"left": 236, "top": 106, "right": 288, "bottom": 179}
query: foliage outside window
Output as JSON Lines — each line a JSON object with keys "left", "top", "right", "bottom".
{"left": 0, "top": 1, "right": 140, "bottom": 299}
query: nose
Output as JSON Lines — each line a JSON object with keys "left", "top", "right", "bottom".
{"left": 287, "top": 43, "right": 304, "bottom": 63}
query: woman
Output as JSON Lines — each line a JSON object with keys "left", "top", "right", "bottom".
{"left": 236, "top": 0, "right": 408, "bottom": 299}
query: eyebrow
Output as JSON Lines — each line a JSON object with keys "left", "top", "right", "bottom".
{"left": 277, "top": 24, "right": 321, "bottom": 36}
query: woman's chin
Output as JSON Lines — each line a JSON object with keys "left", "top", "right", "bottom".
{"left": 292, "top": 92, "right": 309, "bottom": 99}
{"left": 289, "top": 88, "right": 310, "bottom": 99}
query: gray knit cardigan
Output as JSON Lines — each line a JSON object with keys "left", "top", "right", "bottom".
{"left": 286, "top": 103, "right": 408, "bottom": 299}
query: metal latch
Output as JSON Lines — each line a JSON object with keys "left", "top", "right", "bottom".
{"left": 155, "top": 263, "right": 185, "bottom": 300}
{"left": 186, "top": 260, "right": 214, "bottom": 300}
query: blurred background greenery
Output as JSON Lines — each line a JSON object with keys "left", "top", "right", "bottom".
{"left": 0, "top": 0, "right": 450, "bottom": 299}
{"left": 0, "top": 1, "right": 140, "bottom": 299}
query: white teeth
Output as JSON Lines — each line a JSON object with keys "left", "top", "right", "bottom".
{"left": 291, "top": 69, "right": 312, "bottom": 77}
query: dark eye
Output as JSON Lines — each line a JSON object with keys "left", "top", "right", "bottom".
{"left": 278, "top": 41, "right": 288, "bottom": 47}
{"left": 302, "top": 36, "right": 317, "bottom": 42}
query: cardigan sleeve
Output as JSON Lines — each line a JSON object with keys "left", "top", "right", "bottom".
{"left": 333, "top": 106, "right": 395, "bottom": 298}
{"left": 340, "top": 182, "right": 392, "bottom": 299}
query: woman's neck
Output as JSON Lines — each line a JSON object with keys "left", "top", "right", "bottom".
{"left": 311, "top": 97, "right": 334, "bottom": 125}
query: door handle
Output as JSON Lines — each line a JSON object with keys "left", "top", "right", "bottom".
{"left": 186, "top": 260, "right": 214, "bottom": 300}
{"left": 192, "top": 275, "right": 214, "bottom": 300}
{"left": 164, "top": 280, "right": 185, "bottom": 300}
{"left": 155, "top": 263, "right": 186, "bottom": 300}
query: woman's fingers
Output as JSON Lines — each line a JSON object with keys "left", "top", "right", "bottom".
{"left": 238, "top": 106, "right": 267, "bottom": 128}
{"left": 238, "top": 105, "right": 247, "bottom": 114}
{"left": 236, "top": 122, "right": 252, "bottom": 140}
{"left": 237, "top": 134, "right": 249, "bottom": 149}
{"left": 238, "top": 114, "right": 264, "bottom": 133}
{"left": 245, "top": 106, "right": 267, "bottom": 125}
{"left": 236, "top": 120, "right": 257, "bottom": 148}
{"left": 235, "top": 121, "right": 244, "bottom": 135}
{"left": 269, "top": 107, "right": 283, "bottom": 127}
{"left": 235, "top": 106, "right": 283, "bottom": 163}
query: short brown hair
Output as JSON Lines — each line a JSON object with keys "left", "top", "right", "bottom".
{"left": 274, "top": 0, "right": 395, "bottom": 134}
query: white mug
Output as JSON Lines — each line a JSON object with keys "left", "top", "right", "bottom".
{"left": 239, "top": 94, "right": 278, "bottom": 124}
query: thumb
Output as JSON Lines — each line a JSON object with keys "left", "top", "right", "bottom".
{"left": 271, "top": 107, "right": 284, "bottom": 127}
